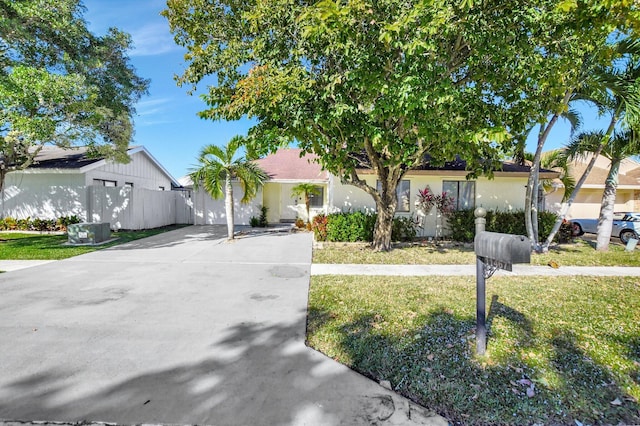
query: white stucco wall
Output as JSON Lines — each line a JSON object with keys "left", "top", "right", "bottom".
{"left": 85, "top": 151, "right": 172, "bottom": 190}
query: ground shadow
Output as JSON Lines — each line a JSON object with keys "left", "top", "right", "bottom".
{"left": 0, "top": 312, "right": 413, "bottom": 425}
{"left": 307, "top": 299, "right": 640, "bottom": 425}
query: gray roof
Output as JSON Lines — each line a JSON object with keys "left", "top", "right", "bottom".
{"left": 28, "top": 146, "right": 106, "bottom": 169}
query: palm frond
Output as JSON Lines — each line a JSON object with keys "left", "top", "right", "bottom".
{"left": 234, "top": 160, "right": 269, "bottom": 203}
{"left": 564, "top": 130, "right": 607, "bottom": 160}
{"left": 561, "top": 107, "right": 582, "bottom": 136}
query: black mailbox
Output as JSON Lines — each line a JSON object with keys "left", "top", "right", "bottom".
{"left": 474, "top": 231, "right": 531, "bottom": 271}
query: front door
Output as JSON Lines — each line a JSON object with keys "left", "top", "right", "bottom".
{"left": 280, "top": 184, "right": 299, "bottom": 222}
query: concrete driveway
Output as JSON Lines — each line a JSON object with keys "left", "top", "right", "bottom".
{"left": 0, "top": 226, "right": 445, "bottom": 426}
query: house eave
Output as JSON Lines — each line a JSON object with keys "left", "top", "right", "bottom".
{"left": 355, "top": 169, "right": 558, "bottom": 179}
{"left": 266, "top": 179, "right": 328, "bottom": 184}
{"left": 8, "top": 168, "right": 83, "bottom": 175}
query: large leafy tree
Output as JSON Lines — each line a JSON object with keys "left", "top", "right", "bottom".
{"left": 0, "top": 0, "right": 149, "bottom": 191}
{"left": 164, "top": 0, "right": 638, "bottom": 251}
{"left": 190, "top": 136, "right": 268, "bottom": 240}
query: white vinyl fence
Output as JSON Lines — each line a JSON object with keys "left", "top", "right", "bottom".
{"left": 1, "top": 185, "right": 193, "bottom": 230}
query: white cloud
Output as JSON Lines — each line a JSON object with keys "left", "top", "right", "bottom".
{"left": 129, "top": 23, "right": 179, "bottom": 57}
{"left": 136, "top": 97, "right": 171, "bottom": 116}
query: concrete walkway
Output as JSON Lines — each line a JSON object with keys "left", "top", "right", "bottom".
{"left": 311, "top": 263, "right": 640, "bottom": 276}
{"left": 0, "top": 226, "right": 446, "bottom": 426}
{"left": 0, "top": 260, "right": 57, "bottom": 272}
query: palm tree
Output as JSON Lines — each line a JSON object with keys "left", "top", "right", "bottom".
{"left": 543, "top": 38, "right": 640, "bottom": 249}
{"left": 190, "top": 136, "right": 268, "bottom": 240}
{"left": 291, "top": 183, "right": 321, "bottom": 223}
{"left": 540, "top": 149, "right": 575, "bottom": 203}
{"left": 565, "top": 129, "right": 640, "bottom": 250}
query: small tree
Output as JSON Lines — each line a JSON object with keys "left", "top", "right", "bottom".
{"left": 291, "top": 183, "right": 321, "bottom": 224}
{"left": 190, "top": 136, "right": 268, "bottom": 240}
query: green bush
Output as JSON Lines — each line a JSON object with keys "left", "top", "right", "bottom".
{"left": 249, "top": 205, "right": 269, "bottom": 228}
{"left": 448, "top": 209, "right": 562, "bottom": 243}
{"left": 321, "top": 211, "right": 417, "bottom": 243}
{"left": 391, "top": 216, "right": 417, "bottom": 242}
{"left": 0, "top": 215, "right": 81, "bottom": 232}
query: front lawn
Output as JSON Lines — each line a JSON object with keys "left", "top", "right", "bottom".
{"left": 307, "top": 275, "right": 640, "bottom": 425}
{"left": 313, "top": 238, "right": 640, "bottom": 267}
{"left": 0, "top": 226, "right": 186, "bottom": 260}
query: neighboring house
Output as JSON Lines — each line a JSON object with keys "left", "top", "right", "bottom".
{"left": 188, "top": 148, "right": 559, "bottom": 237}
{"left": 546, "top": 153, "right": 640, "bottom": 219}
{"left": 1, "top": 146, "right": 192, "bottom": 229}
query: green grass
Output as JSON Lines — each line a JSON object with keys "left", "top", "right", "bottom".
{"left": 313, "top": 238, "right": 640, "bottom": 267}
{"left": 0, "top": 225, "right": 186, "bottom": 260}
{"left": 307, "top": 275, "right": 640, "bottom": 425}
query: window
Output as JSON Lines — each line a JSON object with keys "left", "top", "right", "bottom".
{"left": 158, "top": 186, "right": 165, "bottom": 191}
{"left": 309, "top": 186, "right": 324, "bottom": 208}
{"left": 93, "top": 179, "right": 117, "bottom": 187}
{"left": 124, "top": 182, "right": 134, "bottom": 188}
{"left": 443, "top": 180, "right": 475, "bottom": 210}
{"left": 377, "top": 180, "right": 410, "bottom": 212}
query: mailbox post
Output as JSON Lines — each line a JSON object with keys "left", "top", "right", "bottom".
{"left": 473, "top": 208, "right": 531, "bottom": 355}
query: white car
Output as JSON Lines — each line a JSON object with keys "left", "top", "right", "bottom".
{"left": 571, "top": 212, "right": 640, "bottom": 244}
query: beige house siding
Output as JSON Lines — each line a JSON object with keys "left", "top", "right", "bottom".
{"left": 546, "top": 187, "right": 638, "bottom": 219}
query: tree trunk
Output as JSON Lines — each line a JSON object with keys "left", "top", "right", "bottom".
{"left": 373, "top": 203, "right": 396, "bottom": 251}
{"left": 225, "top": 175, "right": 235, "bottom": 240}
{"left": 372, "top": 179, "right": 398, "bottom": 252}
{"left": 305, "top": 195, "right": 311, "bottom": 223}
{"left": 595, "top": 159, "right": 620, "bottom": 251}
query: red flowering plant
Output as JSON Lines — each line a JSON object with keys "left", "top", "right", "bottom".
{"left": 415, "top": 186, "right": 436, "bottom": 215}
{"left": 435, "top": 191, "right": 455, "bottom": 217}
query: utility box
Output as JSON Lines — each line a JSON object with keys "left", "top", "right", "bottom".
{"left": 68, "top": 222, "right": 111, "bottom": 245}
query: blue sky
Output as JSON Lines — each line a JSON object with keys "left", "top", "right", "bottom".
{"left": 83, "top": 0, "right": 608, "bottom": 180}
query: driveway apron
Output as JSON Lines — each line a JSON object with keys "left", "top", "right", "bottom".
{"left": 0, "top": 226, "right": 445, "bottom": 426}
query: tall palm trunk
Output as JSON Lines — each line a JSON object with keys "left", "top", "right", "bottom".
{"left": 596, "top": 159, "right": 620, "bottom": 251}
{"left": 543, "top": 116, "right": 617, "bottom": 248}
{"left": 225, "top": 174, "right": 234, "bottom": 240}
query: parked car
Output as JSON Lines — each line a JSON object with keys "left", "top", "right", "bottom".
{"left": 571, "top": 212, "right": 640, "bottom": 244}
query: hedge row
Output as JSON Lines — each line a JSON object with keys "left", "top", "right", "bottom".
{"left": 312, "top": 212, "right": 416, "bottom": 242}
{"left": 0, "top": 215, "right": 81, "bottom": 232}
{"left": 312, "top": 209, "right": 570, "bottom": 243}
{"left": 448, "top": 209, "right": 571, "bottom": 243}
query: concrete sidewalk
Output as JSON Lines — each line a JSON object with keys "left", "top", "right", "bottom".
{"left": 311, "top": 263, "right": 640, "bottom": 276}
{"left": 0, "top": 226, "right": 447, "bottom": 426}
{"left": 0, "top": 260, "right": 56, "bottom": 272}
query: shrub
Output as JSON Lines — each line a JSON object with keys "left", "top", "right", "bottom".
{"left": 258, "top": 205, "right": 268, "bottom": 227}
{"left": 448, "top": 209, "right": 563, "bottom": 243}
{"left": 320, "top": 211, "right": 417, "bottom": 243}
{"left": 0, "top": 215, "right": 81, "bottom": 232}
{"left": 326, "top": 211, "right": 376, "bottom": 242}
{"left": 295, "top": 218, "right": 305, "bottom": 228}
{"left": 249, "top": 205, "right": 269, "bottom": 228}
{"left": 311, "top": 214, "right": 328, "bottom": 241}
{"left": 391, "top": 216, "right": 417, "bottom": 242}
{"left": 56, "top": 215, "right": 81, "bottom": 231}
